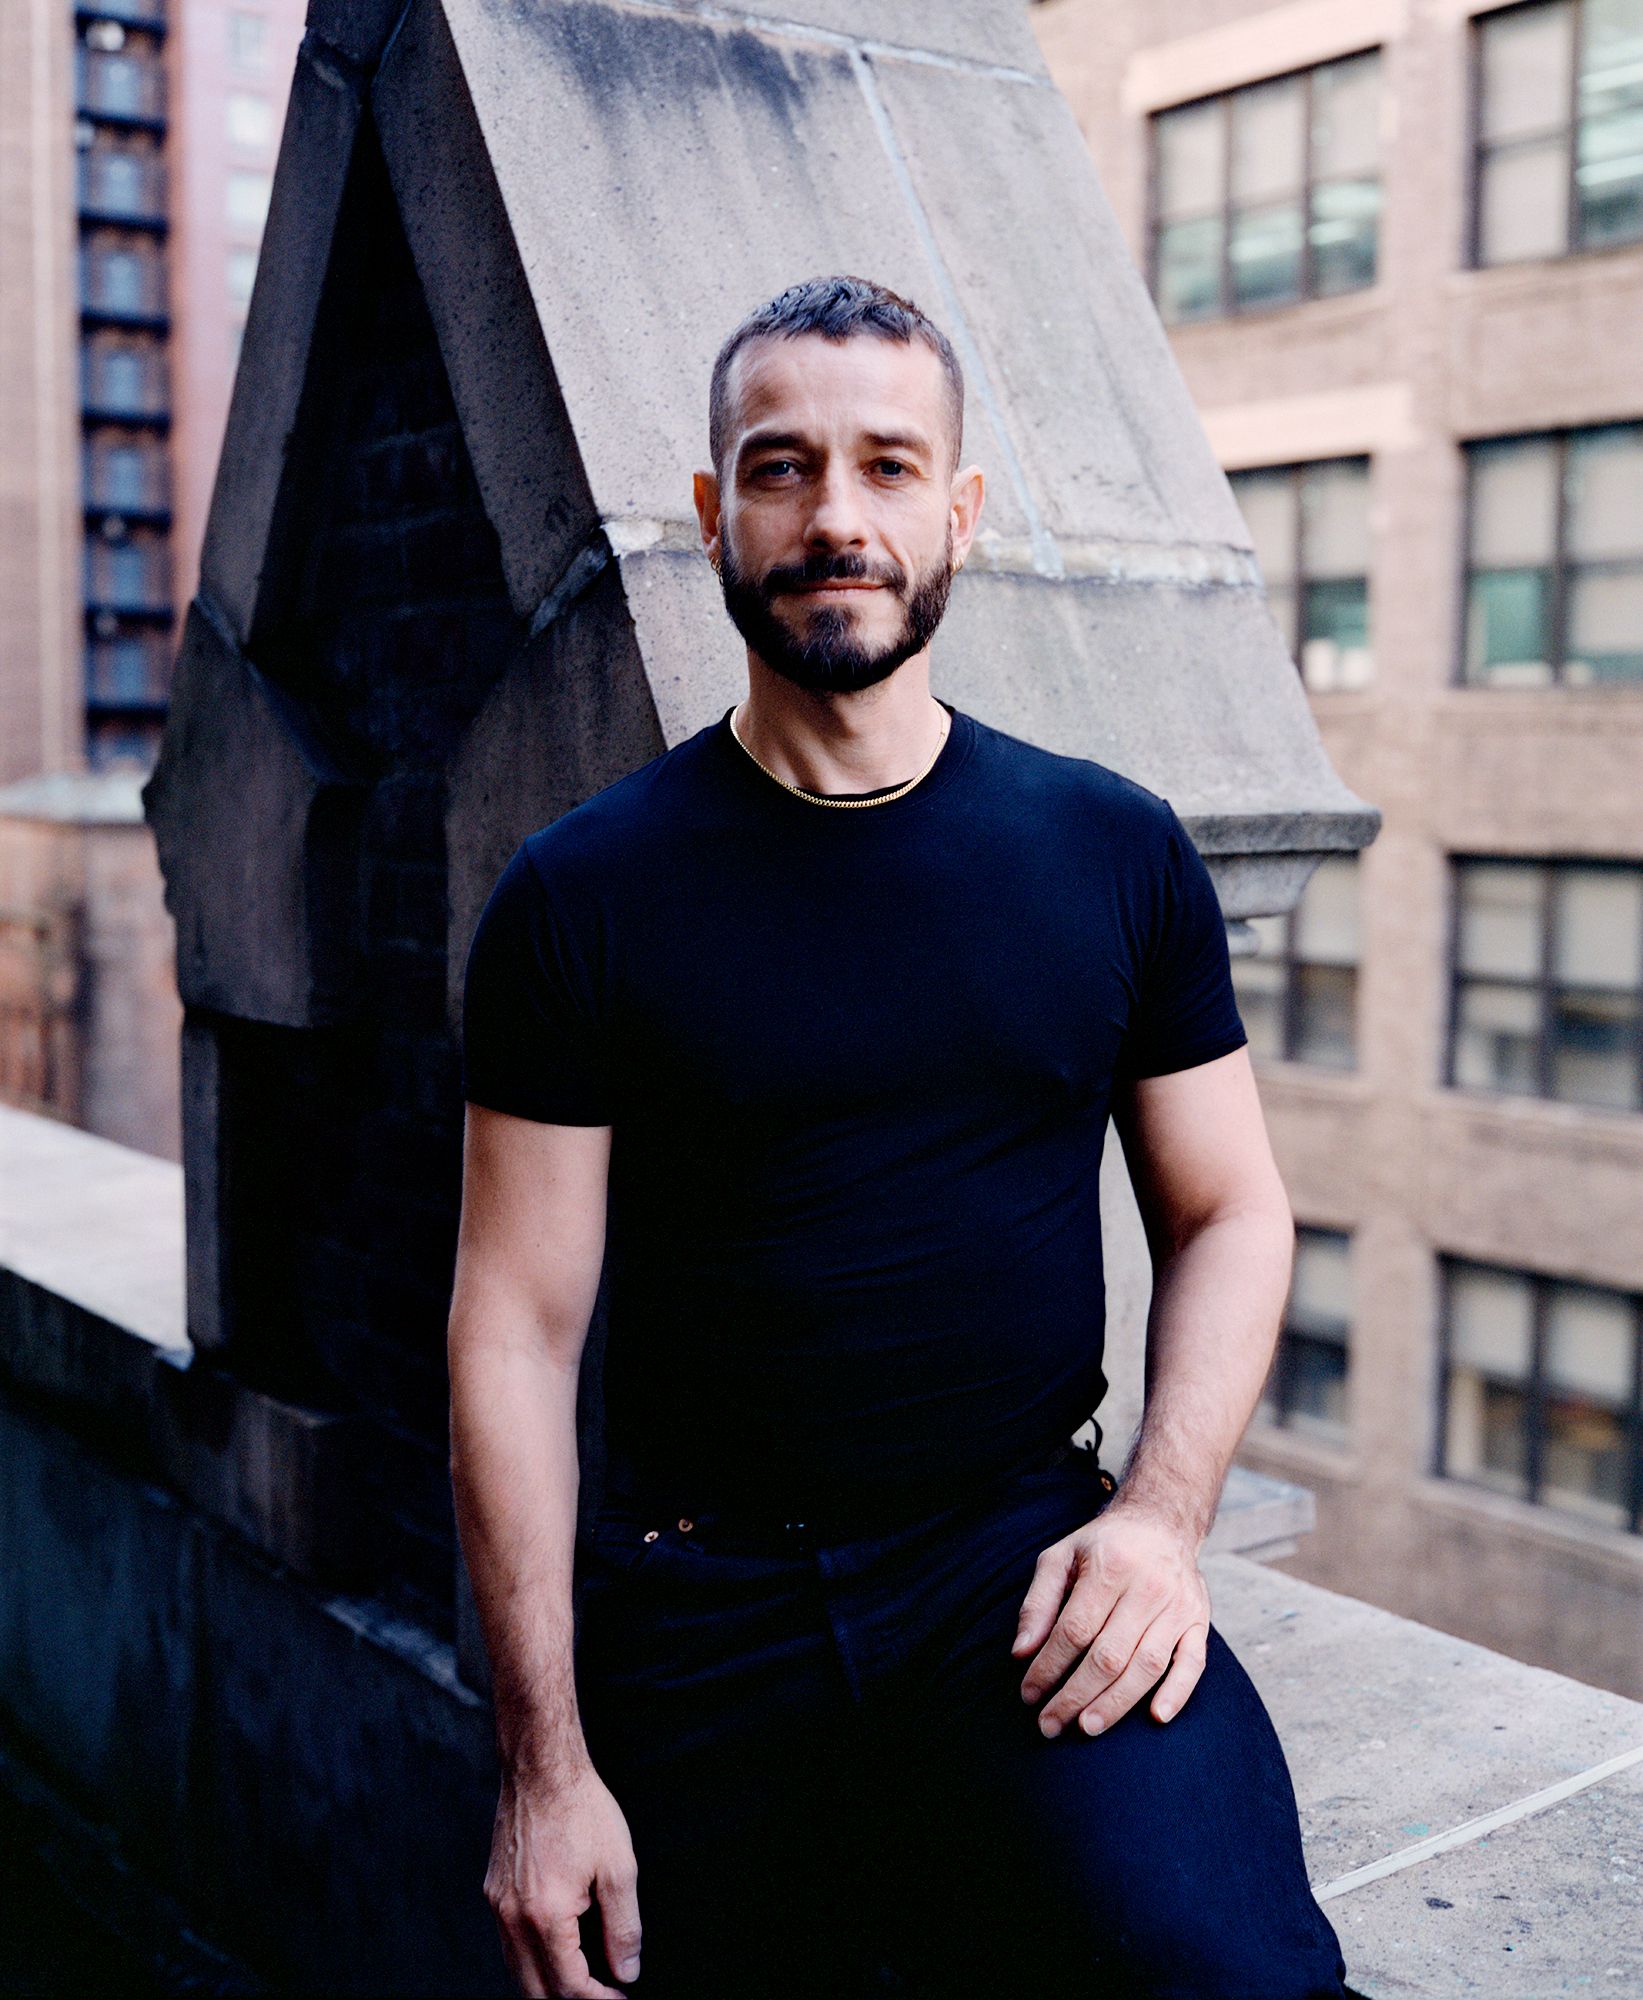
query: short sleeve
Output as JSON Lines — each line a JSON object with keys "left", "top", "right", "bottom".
{"left": 460, "top": 841, "right": 614, "bottom": 1126}
{"left": 1116, "top": 801, "right": 1249, "bottom": 1081}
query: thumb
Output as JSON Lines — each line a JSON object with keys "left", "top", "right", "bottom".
{"left": 1011, "top": 1545, "right": 1073, "bottom": 1656}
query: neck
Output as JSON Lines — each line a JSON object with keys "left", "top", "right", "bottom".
{"left": 735, "top": 663, "right": 946, "bottom": 795}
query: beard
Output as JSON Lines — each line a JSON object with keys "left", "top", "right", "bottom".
{"left": 716, "top": 523, "right": 955, "bottom": 694}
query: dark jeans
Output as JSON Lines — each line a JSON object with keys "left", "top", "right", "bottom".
{"left": 573, "top": 1447, "right": 1348, "bottom": 2000}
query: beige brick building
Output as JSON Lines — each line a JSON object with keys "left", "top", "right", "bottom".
{"left": 1034, "top": 0, "right": 1643, "bottom": 1697}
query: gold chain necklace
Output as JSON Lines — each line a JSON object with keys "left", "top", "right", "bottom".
{"left": 728, "top": 700, "right": 950, "bottom": 810}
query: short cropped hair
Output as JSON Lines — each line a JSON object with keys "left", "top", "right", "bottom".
{"left": 708, "top": 274, "right": 965, "bottom": 477}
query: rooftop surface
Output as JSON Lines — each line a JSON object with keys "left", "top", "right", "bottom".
{"left": 1, "top": 1101, "right": 1639, "bottom": 1994}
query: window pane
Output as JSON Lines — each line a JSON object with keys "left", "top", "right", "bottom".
{"left": 1448, "top": 1376, "right": 1533, "bottom": 1496}
{"left": 1580, "top": 0, "right": 1643, "bottom": 121}
{"left": 1550, "top": 988, "right": 1640, "bottom": 1108}
{"left": 1231, "top": 468, "right": 1297, "bottom": 583}
{"left": 226, "top": 169, "right": 271, "bottom": 230}
{"left": 1466, "top": 569, "right": 1553, "bottom": 684}
{"left": 1231, "top": 73, "right": 1305, "bottom": 204}
{"left": 1293, "top": 962, "right": 1356, "bottom": 1068}
{"left": 1545, "top": 1281, "right": 1636, "bottom": 1400}
{"left": 1265, "top": 582, "right": 1299, "bottom": 657}
{"left": 1292, "top": 1228, "right": 1352, "bottom": 1331}
{"left": 1566, "top": 568, "right": 1643, "bottom": 682}
{"left": 1294, "top": 855, "right": 1359, "bottom": 966}
{"left": 1554, "top": 867, "right": 1643, "bottom": 989}
{"left": 1566, "top": 425, "right": 1643, "bottom": 560}
{"left": 1480, "top": 0, "right": 1575, "bottom": 142}
{"left": 1451, "top": 1264, "right": 1535, "bottom": 1376}
{"left": 1156, "top": 98, "right": 1225, "bottom": 220}
{"left": 1577, "top": 107, "right": 1643, "bottom": 245}
{"left": 1471, "top": 437, "right": 1559, "bottom": 564}
{"left": 226, "top": 245, "right": 258, "bottom": 307}
{"left": 1541, "top": 1276, "right": 1635, "bottom": 1521}
{"left": 1302, "top": 581, "right": 1372, "bottom": 689}
{"left": 1229, "top": 953, "right": 1285, "bottom": 1060}
{"left": 1457, "top": 861, "right": 1545, "bottom": 979}
{"left": 1454, "top": 980, "right": 1542, "bottom": 1091}
{"left": 1229, "top": 201, "right": 1304, "bottom": 306}
{"left": 1312, "top": 51, "right": 1380, "bottom": 177}
{"left": 1156, "top": 216, "right": 1223, "bottom": 321}
{"left": 1309, "top": 177, "right": 1381, "bottom": 293}
{"left": 1287, "top": 1335, "right": 1351, "bottom": 1436}
{"left": 1301, "top": 459, "right": 1371, "bottom": 575}
{"left": 225, "top": 91, "right": 272, "bottom": 148}
{"left": 1479, "top": 140, "right": 1572, "bottom": 260}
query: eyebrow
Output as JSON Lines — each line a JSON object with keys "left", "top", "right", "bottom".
{"left": 736, "top": 427, "right": 935, "bottom": 463}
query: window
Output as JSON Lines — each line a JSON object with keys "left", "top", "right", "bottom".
{"left": 1440, "top": 1258, "right": 1642, "bottom": 1531}
{"left": 226, "top": 92, "right": 272, "bottom": 149}
{"left": 1473, "top": 0, "right": 1643, "bottom": 264}
{"left": 1231, "top": 457, "right": 1372, "bottom": 689}
{"left": 227, "top": 10, "right": 269, "bottom": 74}
{"left": 1151, "top": 50, "right": 1382, "bottom": 322}
{"left": 226, "top": 245, "right": 259, "bottom": 307}
{"left": 1259, "top": 1227, "right": 1353, "bottom": 1441}
{"left": 225, "top": 170, "right": 272, "bottom": 231}
{"left": 1231, "top": 853, "right": 1360, "bottom": 1068}
{"left": 1450, "top": 857, "right": 1643, "bottom": 1111}
{"left": 1464, "top": 425, "right": 1643, "bottom": 686}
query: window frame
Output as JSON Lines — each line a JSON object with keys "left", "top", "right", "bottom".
{"left": 1229, "top": 455, "right": 1375, "bottom": 688}
{"left": 1435, "top": 1253, "right": 1643, "bottom": 1533}
{"left": 1147, "top": 46, "right": 1384, "bottom": 323}
{"left": 1259, "top": 1223, "right": 1354, "bottom": 1442}
{"left": 1445, "top": 854, "right": 1643, "bottom": 1111}
{"left": 1467, "top": 0, "right": 1643, "bottom": 267}
{"left": 1456, "top": 422, "right": 1643, "bottom": 688}
{"left": 1231, "top": 852, "right": 1361, "bottom": 1070}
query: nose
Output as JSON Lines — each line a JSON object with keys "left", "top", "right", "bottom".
{"left": 803, "top": 458, "right": 868, "bottom": 554}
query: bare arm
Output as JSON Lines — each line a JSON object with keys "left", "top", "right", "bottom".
{"left": 448, "top": 1102, "right": 639, "bottom": 1999}
{"left": 1014, "top": 1046, "right": 1295, "bottom": 1736}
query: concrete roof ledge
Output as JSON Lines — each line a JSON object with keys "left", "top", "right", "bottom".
{"left": 6, "top": 1102, "right": 1637, "bottom": 1993}
{"left": 1209, "top": 1553, "right": 1643, "bottom": 1997}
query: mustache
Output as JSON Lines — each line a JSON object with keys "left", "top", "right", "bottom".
{"left": 760, "top": 551, "right": 908, "bottom": 595}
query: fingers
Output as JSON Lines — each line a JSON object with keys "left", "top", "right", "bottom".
{"left": 597, "top": 1859, "right": 643, "bottom": 1988}
{"left": 1016, "top": 1554, "right": 1122, "bottom": 1704}
{"left": 1032, "top": 1582, "right": 1170, "bottom": 1735}
{"left": 1011, "top": 1539, "right": 1078, "bottom": 1659}
{"left": 494, "top": 1898, "right": 624, "bottom": 1999}
{"left": 1148, "top": 1620, "right": 1209, "bottom": 1724}
{"left": 541, "top": 1912, "right": 627, "bottom": 2000}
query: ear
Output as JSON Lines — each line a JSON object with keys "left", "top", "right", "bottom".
{"left": 948, "top": 462, "right": 985, "bottom": 568}
{"left": 693, "top": 467, "right": 723, "bottom": 567}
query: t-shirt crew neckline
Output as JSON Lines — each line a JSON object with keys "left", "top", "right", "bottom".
{"left": 713, "top": 699, "right": 976, "bottom": 818}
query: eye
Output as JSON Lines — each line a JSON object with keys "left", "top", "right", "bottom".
{"left": 875, "top": 458, "right": 909, "bottom": 478}
{"left": 755, "top": 458, "right": 798, "bottom": 479}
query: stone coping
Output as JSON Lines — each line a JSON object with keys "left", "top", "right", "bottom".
{"left": 1208, "top": 1553, "right": 1643, "bottom": 1996}
{"left": 0, "top": 1106, "right": 183, "bottom": 1353}
{"left": 6, "top": 1104, "right": 1639, "bottom": 1990}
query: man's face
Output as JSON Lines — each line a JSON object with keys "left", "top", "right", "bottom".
{"left": 705, "top": 333, "right": 967, "bottom": 694}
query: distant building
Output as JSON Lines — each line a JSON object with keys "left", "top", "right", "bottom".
{"left": 0, "top": 0, "right": 302, "bottom": 1154}
{"left": 1035, "top": 0, "right": 1643, "bottom": 1697}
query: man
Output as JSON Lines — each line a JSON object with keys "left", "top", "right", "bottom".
{"left": 449, "top": 274, "right": 1349, "bottom": 2000}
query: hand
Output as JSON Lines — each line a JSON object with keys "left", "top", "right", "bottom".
{"left": 485, "top": 1759, "right": 642, "bottom": 1997}
{"left": 1011, "top": 1499, "right": 1211, "bottom": 1738}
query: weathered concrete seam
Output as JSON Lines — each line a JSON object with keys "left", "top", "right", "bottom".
{"left": 613, "top": 0, "right": 1053, "bottom": 85}
{"left": 1311, "top": 1739, "right": 1643, "bottom": 1902}
{"left": 577, "top": 516, "right": 1262, "bottom": 589}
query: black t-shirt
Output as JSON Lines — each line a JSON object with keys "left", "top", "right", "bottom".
{"left": 461, "top": 701, "right": 1247, "bottom": 1519}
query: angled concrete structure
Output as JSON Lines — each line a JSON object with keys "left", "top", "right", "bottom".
{"left": 141, "top": 0, "right": 1376, "bottom": 1650}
